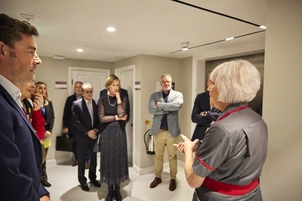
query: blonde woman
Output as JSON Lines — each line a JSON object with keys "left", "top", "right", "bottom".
{"left": 35, "top": 81, "right": 55, "bottom": 187}
{"left": 98, "top": 75, "right": 128, "bottom": 201}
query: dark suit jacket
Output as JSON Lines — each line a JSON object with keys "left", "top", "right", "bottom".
{"left": 100, "top": 88, "right": 130, "bottom": 122}
{"left": 0, "top": 85, "right": 49, "bottom": 200}
{"left": 42, "top": 101, "right": 55, "bottom": 132}
{"left": 72, "top": 97, "right": 100, "bottom": 144}
{"left": 191, "top": 91, "right": 221, "bottom": 140}
{"left": 63, "top": 93, "right": 78, "bottom": 136}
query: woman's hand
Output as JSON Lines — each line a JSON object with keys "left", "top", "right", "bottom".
{"left": 44, "top": 131, "right": 52, "bottom": 139}
{"left": 32, "top": 93, "right": 43, "bottom": 111}
{"left": 115, "top": 114, "right": 128, "bottom": 121}
{"left": 115, "top": 91, "right": 121, "bottom": 99}
{"left": 173, "top": 134, "right": 199, "bottom": 154}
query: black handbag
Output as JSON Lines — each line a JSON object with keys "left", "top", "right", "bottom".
{"left": 56, "top": 134, "right": 74, "bottom": 152}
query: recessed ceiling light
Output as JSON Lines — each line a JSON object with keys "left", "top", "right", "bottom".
{"left": 107, "top": 27, "right": 116, "bottom": 32}
{"left": 77, "top": 48, "right": 83, "bottom": 52}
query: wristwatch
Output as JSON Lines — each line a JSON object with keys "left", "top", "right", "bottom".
{"left": 202, "top": 111, "right": 207, "bottom": 117}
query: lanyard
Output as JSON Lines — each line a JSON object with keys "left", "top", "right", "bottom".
{"left": 216, "top": 105, "right": 248, "bottom": 121}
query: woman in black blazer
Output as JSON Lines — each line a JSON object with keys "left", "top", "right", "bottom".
{"left": 35, "top": 81, "right": 55, "bottom": 187}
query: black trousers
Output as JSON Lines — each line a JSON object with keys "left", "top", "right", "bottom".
{"left": 77, "top": 142, "right": 97, "bottom": 184}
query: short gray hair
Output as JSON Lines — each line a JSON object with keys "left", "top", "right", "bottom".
{"left": 82, "top": 83, "right": 92, "bottom": 91}
{"left": 209, "top": 60, "right": 261, "bottom": 103}
{"left": 161, "top": 74, "right": 172, "bottom": 80}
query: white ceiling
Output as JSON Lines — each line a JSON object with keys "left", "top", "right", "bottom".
{"left": 1, "top": 0, "right": 266, "bottom": 62}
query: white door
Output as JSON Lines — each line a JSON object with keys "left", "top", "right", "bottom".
{"left": 69, "top": 67, "right": 110, "bottom": 101}
{"left": 115, "top": 65, "right": 134, "bottom": 165}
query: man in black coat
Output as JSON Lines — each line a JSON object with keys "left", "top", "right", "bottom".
{"left": 72, "top": 83, "right": 101, "bottom": 191}
{"left": 191, "top": 91, "right": 221, "bottom": 141}
{"left": 63, "top": 81, "right": 90, "bottom": 167}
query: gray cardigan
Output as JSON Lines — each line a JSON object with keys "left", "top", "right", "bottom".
{"left": 148, "top": 89, "right": 183, "bottom": 137}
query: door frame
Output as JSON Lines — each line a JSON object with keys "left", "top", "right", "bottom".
{"left": 68, "top": 66, "right": 110, "bottom": 95}
{"left": 115, "top": 65, "right": 136, "bottom": 166}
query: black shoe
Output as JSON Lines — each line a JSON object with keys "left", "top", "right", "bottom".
{"left": 80, "top": 183, "right": 89, "bottom": 191}
{"left": 42, "top": 181, "right": 51, "bottom": 187}
{"left": 91, "top": 180, "right": 101, "bottom": 187}
{"left": 72, "top": 160, "right": 78, "bottom": 166}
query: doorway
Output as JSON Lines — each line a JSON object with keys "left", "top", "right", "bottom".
{"left": 68, "top": 67, "right": 110, "bottom": 100}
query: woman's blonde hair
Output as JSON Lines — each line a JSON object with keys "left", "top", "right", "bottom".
{"left": 105, "top": 74, "right": 121, "bottom": 90}
{"left": 209, "top": 60, "right": 261, "bottom": 103}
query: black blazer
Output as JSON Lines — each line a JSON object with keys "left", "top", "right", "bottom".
{"left": 100, "top": 88, "right": 130, "bottom": 122}
{"left": 72, "top": 97, "right": 99, "bottom": 144}
{"left": 191, "top": 91, "right": 221, "bottom": 141}
{"left": 0, "top": 85, "right": 49, "bottom": 200}
{"left": 62, "top": 93, "right": 78, "bottom": 135}
{"left": 42, "top": 101, "right": 55, "bottom": 133}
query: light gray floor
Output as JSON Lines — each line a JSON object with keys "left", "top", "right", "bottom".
{"left": 46, "top": 157, "right": 194, "bottom": 201}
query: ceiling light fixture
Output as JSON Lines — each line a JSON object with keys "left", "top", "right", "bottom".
{"left": 20, "top": 13, "right": 35, "bottom": 21}
{"left": 259, "top": 25, "right": 266, "bottom": 29}
{"left": 107, "top": 27, "right": 116, "bottom": 32}
{"left": 77, "top": 48, "right": 83, "bottom": 52}
{"left": 52, "top": 55, "right": 65, "bottom": 60}
{"left": 225, "top": 37, "right": 234, "bottom": 41}
{"left": 170, "top": 30, "right": 265, "bottom": 54}
{"left": 181, "top": 41, "right": 190, "bottom": 51}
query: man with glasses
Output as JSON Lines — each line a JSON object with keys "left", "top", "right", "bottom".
{"left": 148, "top": 74, "right": 183, "bottom": 191}
{"left": 72, "top": 83, "right": 101, "bottom": 191}
{"left": 63, "top": 81, "right": 90, "bottom": 168}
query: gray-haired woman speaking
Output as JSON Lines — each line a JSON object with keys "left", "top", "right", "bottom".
{"left": 174, "top": 60, "right": 268, "bottom": 201}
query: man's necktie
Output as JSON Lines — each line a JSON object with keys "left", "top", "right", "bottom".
{"left": 88, "top": 101, "right": 93, "bottom": 127}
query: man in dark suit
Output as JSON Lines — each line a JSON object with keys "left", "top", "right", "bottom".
{"left": 72, "top": 83, "right": 101, "bottom": 191}
{"left": 191, "top": 91, "right": 221, "bottom": 141}
{"left": 0, "top": 14, "right": 50, "bottom": 200}
{"left": 100, "top": 81, "right": 130, "bottom": 123}
{"left": 63, "top": 81, "right": 90, "bottom": 167}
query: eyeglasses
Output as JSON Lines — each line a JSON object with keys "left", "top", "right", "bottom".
{"left": 161, "top": 81, "right": 171, "bottom": 84}
{"left": 84, "top": 90, "right": 93, "bottom": 94}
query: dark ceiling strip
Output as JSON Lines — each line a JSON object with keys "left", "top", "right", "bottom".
{"left": 170, "top": 30, "right": 265, "bottom": 54}
{"left": 233, "top": 30, "right": 265, "bottom": 39}
{"left": 171, "top": 0, "right": 261, "bottom": 27}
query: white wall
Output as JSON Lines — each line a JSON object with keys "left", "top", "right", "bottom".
{"left": 261, "top": 1, "right": 302, "bottom": 200}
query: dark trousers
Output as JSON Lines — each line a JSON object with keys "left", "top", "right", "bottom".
{"left": 41, "top": 148, "right": 48, "bottom": 182}
{"left": 77, "top": 142, "right": 97, "bottom": 184}
{"left": 73, "top": 137, "right": 90, "bottom": 162}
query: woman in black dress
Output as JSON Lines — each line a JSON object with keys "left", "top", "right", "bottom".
{"left": 98, "top": 75, "right": 129, "bottom": 201}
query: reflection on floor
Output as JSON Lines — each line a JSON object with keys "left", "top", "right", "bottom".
{"left": 46, "top": 159, "right": 194, "bottom": 201}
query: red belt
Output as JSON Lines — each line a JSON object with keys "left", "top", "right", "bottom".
{"left": 203, "top": 177, "right": 259, "bottom": 196}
